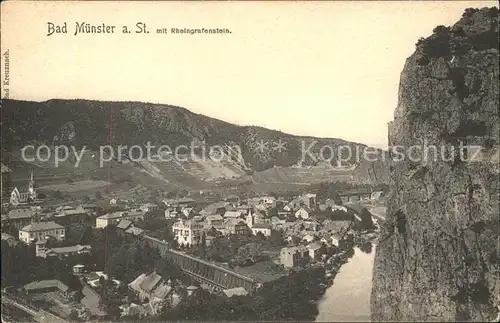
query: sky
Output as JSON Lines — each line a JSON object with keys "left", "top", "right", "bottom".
{"left": 1, "top": 1, "right": 497, "bottom": 148}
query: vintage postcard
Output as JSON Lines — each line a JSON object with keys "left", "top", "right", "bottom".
{"left": 1, "top": 1, "right": 499, "bottom": 322}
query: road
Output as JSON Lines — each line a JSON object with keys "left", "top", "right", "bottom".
{"left": 1, "top": 294, "right": 68, "bottom": 323}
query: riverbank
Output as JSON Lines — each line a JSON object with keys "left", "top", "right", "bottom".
{"left": 316, "top": 246, "right": 376, "bottom": 322}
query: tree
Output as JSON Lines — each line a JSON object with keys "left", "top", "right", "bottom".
{"left": 237, "top": 242, "right": 262, "bottom": 263}
{"left": 95, "top": 191, "right": 103, "bottom": 199}
{"left": 359, "top": 241, "right": 373, "bottom": 254}
{"left": 69, "top": 310, "right": 79, "bottom": 321}
{"left": 358, "top": 208, "right": 375, "bottom": 231}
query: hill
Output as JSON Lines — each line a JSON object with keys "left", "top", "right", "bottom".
{"left": 1, "top": 98, "right": 388, "bottom": 191}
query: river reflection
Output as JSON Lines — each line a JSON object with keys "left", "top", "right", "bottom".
{"left": 316, "top": 245, "right": 376, "bottom": 322}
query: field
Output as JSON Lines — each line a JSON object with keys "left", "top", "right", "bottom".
{"left": 39, "top": 180, "right": 112, "bottom": 193}
{"left": 231, "top": 260, "right": 287, "bottom": 283}
{"left": 251, "top": 165, "right": 357, "bottom": 184}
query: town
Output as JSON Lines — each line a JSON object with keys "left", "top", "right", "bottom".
{"left": 1, "top": 167, "right": 386, "bottom": 321}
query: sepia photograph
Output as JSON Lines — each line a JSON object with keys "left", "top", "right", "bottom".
{"left": 1, "top": 1, "right": 499, "bottom": 322}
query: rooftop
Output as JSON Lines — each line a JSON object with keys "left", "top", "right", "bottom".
{"left": 206, "top": 214, "right": 224, "bottom": 221}
{"left": 251, "top": 223, "right": 271, "bottom": 229}
{"left": 224, "top": 211, "right": 242, "bottom": 218}
{"left": 21, "top": 221, "right": 64, "bottom": 232}
{"left": 223, "top": 287, "right": 248, "bottom": 297}
{"left": 140, "top": 271, "right": 162, "bottom": 292}
{"left": 7, "top": 208, "right": 33, "bottom": 219}
{"left": 49, "top": 245, "right": 91, "bottom": 254}
{"left": 297, "top": 206, "right": 312, "bottom": 213}
{"left": 117, "top": 219, "right": 132, "bottom": 230}
{"left": 125, "top": 227, "right": 145, "bottom": 236}
{"left": 23, "top": 279, "right": 69, "bottom": 292}
{"left": 97, "top": 212, "right": 124, "bottom": 220}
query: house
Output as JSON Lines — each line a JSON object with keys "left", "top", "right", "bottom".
{"left": 110, "top": 198, "right": 118, "bottom": 205}
{"left": 301, "top": 233, "right": 315, "bottom": 243}
{"left": 180, "top": 207, "right": 193, "bottom": 218}
{"left": 301, "top": 193, "right": 317, "bottom": 208}
{"left": 370, "top": 191, "right": 383, "bottom": 201}
{"left": 224, "top": 211, "right": 242, "bottom": 219}
{"left": 270, "top": 216, "right": 285, "bottom": 226}
{"left": 186, "top": 285, "right": 199, "bottom": 297}
{"left": 116, "top": 219, "right": 133, "bottom": 231}
{"left": 172, "top": 219, "right": 203, "bottom": 246}
{"left": 2, "top": 208, "right": 34, "bottom": 230}
{"left": 19, "top": 221, "right": 65, "bottom": 244}
{"left": 23, "top": 279, "right": 70, "bottom": 297}
{"left": 223, "top": 287, "right": 248, "bottom": 297}
{"left": 164, "top": 207, "right": 178, "bottom": 219}
{"left": 224, "top": 218, "right": 249, "bottom": 235}
{"left": 128, "top": 271, "right": 172, "bottom": 302}
{"left": 199, "top": 201, "right": 228, "bottom": 216}
{"left": 245, "top": 212, "right": 266, "bottom": 228}
{"left": 331, "top": 204, "right": 348, "bottom": 213}
{"left": 236, "top": 205, "right": 253, "bottom": 216}
{"left": 85, "top": 271, "right": 121, "bottom": 288}
{"left": 96, "top": 212, "right": 123, "bottom": 228}
{"left": 252, "top": 211, "right": 266, "bottom": 224}
{"left": 125, "top": 226, "right": 145, "bottom": 237}
{"left": 284, "top": 198, "right": 301, "bottom": 212}
{"left": 295, "top": 206, "right": 311, "bottom": 220}
{"left": 329, "top": 234, "right": 342, "bottom": 247}
{"left": 303, "top": 218, "right": 319, "bottom": 231}
{"left": 307, "top": 242, "right": 325, "bottom": 260}
{"left": 96, "top": 210, "right": 144, "bottom": 228}
{"left": 55, "top": 205, "right": 88, "bottom": 218}
{"left": 162, "top": 199, "right": 175, "bottom": 207}
{"left": 260, "top": 196, "right": 276, "bottom": 205}
{"left": 280, "top": 246, "right": 308, "bottom": 268}
{"left": 205, "top": 214, "right": 224, "bottom": 227}
{"left": 224, "top": 194, "right": 240, "bottom": 205}
{"left": 205, "top": 235, "right": 216, "bottom": 247}
{"left": 140, "top": 203, "right": 159, "bottom": 213}
{"left": 176, "top": 197, "right": 197, "bottom": 208}
{"left": 251, "top": 223, "right": 272, "bottom": 237}
{"left": 36, "top": 241, "right": 92, "bottom": 258}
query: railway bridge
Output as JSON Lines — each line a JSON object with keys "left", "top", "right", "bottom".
{"left": 143, "top": 235, "right": 258, "bottom": 292}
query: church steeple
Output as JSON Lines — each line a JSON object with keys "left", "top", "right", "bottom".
{"left": 28, "top": 169, "right": 36, "bottom": 201}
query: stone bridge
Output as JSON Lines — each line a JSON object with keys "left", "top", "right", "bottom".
{"left": 143, "top": 235, "right": 258, "bottom": 293}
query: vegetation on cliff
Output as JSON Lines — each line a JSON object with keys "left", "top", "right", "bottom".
{"left": 372, "top": 7, "right": 499, "bottom": 322}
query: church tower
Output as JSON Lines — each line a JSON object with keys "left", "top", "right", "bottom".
{"left": 27, "top": 169, "right": 36, "bottom": 201}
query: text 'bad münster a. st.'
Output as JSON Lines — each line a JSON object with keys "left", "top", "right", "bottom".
{"left": 46, "top": 22, "right": 149, "bottom": 36}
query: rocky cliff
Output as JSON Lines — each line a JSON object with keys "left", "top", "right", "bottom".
{"left": 372, "top": 7, "right": 499, "bottom": 321}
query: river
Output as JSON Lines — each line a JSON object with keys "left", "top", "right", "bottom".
{"left": 316, "top": 245, "right": 376, "bottom": 322}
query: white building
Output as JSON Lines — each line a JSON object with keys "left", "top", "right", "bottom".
{"left": 250, "top": 223, "right": 272, "bottom": 237}
{"left": 96, "top": 211, "right": 144, "bottom": 228}
{"left": 295, "top": 207, "right": 311, "bottom": 220}
{"left": 172, "top": 219, "right": 203, "bottom": 247}
{"left": 140, "top": 203, "right": 159, "bottom": 213}
{"left": 10, "top": 170, "right": 37, "bottom": 206}
{"left": 19, "top": 221, "right": 65, "bottom": 244}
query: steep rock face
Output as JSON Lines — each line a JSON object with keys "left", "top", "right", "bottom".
{"left": 372, "top": 8, "right": 499, "bottom": 322}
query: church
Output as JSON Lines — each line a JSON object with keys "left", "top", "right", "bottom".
{"left": 10, "top": 170, "right": 37, "bottom": 206}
